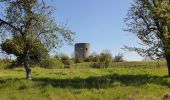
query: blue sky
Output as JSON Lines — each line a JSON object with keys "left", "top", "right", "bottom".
{"left": 48, "top": 0, "right": 143, "bottom": 61}
{"left": 0, "top": 0, "right": 143, "bottom": 61}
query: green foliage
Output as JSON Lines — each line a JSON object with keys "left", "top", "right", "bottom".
{"left": 99, "top": 53, "right": 112, "bottom": 68}
{"left": 0, "top": 59, "right": 13, "bottom": 69}
{"left": 74, "top": 58, "right": 84, "bottom": 63}
{"left": 93, "top": 55, "right": 100, "bottom": 62}
{"left": 1, "top": 38, "right": 23, "bottom": 56}
{"left": 84, "top": 55, "right": 94, "bottom": 62}
{"left": 89, "top": 52, "right": 112, "bottom": 68}
{"left": 85, "top": 54, "right": 100, "bottom": 62}
{"left": 1, "top": 36, "right": 49, "bottom": 65}
{"left": 90, "top": 62, "right": 105, "bottom": 68}
{"left": 0, "top": 0, "right": 75, "bottom": 79}
{"left": 124, "top": 0, "right": 170, "bottom": 60}
{"left": 40, "top": 58, "right": 64, "bottom": 69}
{"left": 55, "top": 53, "right": 73, "bottom": 66}
{"left": 28, "top": 37, "right": 49, "bottom": 63}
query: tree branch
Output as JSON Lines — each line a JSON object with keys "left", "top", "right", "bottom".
{"left": 0, "top": 18, "right": 21, "bottom": 31}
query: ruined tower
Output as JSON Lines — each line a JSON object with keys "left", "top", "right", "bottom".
{"left": 75, "top": 43, "right": 91, "bottom": 60}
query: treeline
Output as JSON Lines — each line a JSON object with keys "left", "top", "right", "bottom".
{"left": 0, "top": 50, "right": 124, "bottom": 69}
{"left": 0, "top": 52, "right": 167, "bottom": 69}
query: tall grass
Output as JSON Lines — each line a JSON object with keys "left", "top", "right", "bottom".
{"left": 70, "top": 61, "right": 167, "bottom": 69}
{"left": 0, "top": 66, "right": 169, "bottom": 100}
{"left": 0, "top": 60, "right": 169, "bottom": 100}
{"left": 111, "top": 61, "right": 167, "bottom": 69}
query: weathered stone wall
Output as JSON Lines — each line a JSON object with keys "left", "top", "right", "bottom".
{"left": 75, "top": 43, "right": 91, "bottom": 60}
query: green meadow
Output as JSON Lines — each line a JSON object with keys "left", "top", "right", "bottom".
{"left": 0, "top": 61, "right": 170, "bottom": 100}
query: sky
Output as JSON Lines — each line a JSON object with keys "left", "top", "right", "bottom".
{"left": 48, "top": 0, "right": 143, "bottom": 61}
{"left": 0, "top": 0, "right": 143, "bottom": 61}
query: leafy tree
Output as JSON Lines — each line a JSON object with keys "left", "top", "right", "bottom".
{"left": 0, "top": 0, "right": 75, "bottom": 80}
{"left": 124, "top": 0, "right": 170, "bottom": 76}
{"left": 1, "top": 36, "right": 49, "bottom": 65}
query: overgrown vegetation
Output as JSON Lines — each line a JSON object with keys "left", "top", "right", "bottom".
{"left": 55, "top": 53, "right": 73, "bottom": 68}
{"left": 39, "top": 58, "right": 64, "bottom": 69}
{"left": 0, "top": 58, "right": 168, "bottom": 100}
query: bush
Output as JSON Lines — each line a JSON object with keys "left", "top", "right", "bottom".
{"left": 0, "top": 59, "right": 13, "bottom": 69}
{"left": 113, "top": 53, "right": 124, "bottom": 62}
{"left": 84, "top": 52, "right": 100, "bottom": 62}
{"left": 84, "top": 56, "right": 93, "bottom": 62}
{"left": 90, "top": 52, "right": 112, "bottom": 68}
{"left": 90, "top": 62, "right": 106, "bottom": 68}
{"left": 75, "top": 58, "right": 84, "bottom": 63}
{"left": 55, "top": 53, "right": 73, "bottom": 68}
{"left": 40, "top": 58, "right": 64, "bottom": 69}
{"left": 99, "top": 53, "right": 112, "bottom": 68}
{"left": 60, "top": 55, "right": 73, "bottom": 65}
{"left": 93, "top": 55, "right": 100, "bottom": 62}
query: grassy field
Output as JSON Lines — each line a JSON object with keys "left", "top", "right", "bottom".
{"left": 72, "top": 61, "right": 167, "bottom": 69}
{"left": 0, "top": 61, "right": 170, "bottom": 100}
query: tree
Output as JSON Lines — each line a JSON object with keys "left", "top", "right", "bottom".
{"left": 124, "top": 0, "right": 170, "bottom": 76}
{"left": 113, "top": 53, "right": 124, "bottom": 62}
{"left": 1, "top": 36, "right": 49, "bottom": 65}
{"left": 0, "top": 0, "right": 75, "bottom": 80}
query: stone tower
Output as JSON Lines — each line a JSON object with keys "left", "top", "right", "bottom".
{"left": 75, "top": 43, "right": 91, "bottom": 60}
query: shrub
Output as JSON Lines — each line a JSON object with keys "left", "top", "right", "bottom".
{"left": 90, "top": 52, "right": 112, "bottom": 68}
{"left": 99, "top": 53, "right": 112, "bottom": 68}
{"left": 60, "top": 55, "right": 72, "bottom": 65}
{"left": 93, "top": 55, "right": 100, "bottom": 62}
{"left": 113, "top": 53, "right": 124, "bottom": 62}
{"left": 55, "top": 53, "right": 73, "bottom": 68}
{"left": 85, "top": 52, "right": 100, "bottom": 62}
{"left": 0, "top": 59, "right": 13, "bottom": 69}
{"left": 84, "top": 55, "right": 93, "bottom": 62}
{"left": 40, "top": 58, "right": 64, "bottom": 69}
{"left": 75, "top": 58, "right": 84, "bottom": 63}
{"left": 90, "top": 62, "right": 106, "bottom": 68}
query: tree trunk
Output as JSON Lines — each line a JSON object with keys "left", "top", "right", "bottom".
{"left": 24, "top": 47, "right": 32, "bottom": 80}
{"left": 165, "top": 54, "right": 170, "bottom": 77}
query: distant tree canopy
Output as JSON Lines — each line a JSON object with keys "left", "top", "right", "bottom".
{"left": 124, "top": 0, "right": 170, "bottom": 76}
{"left": 0, "top": 0, "right": 75, "bottom": 80}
